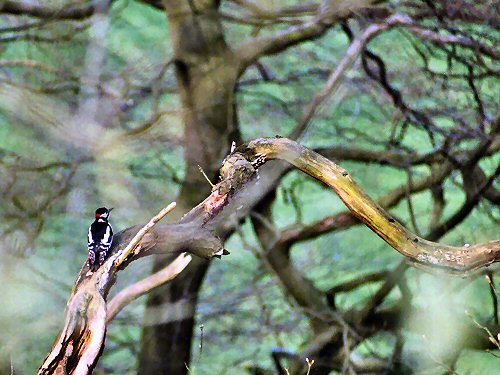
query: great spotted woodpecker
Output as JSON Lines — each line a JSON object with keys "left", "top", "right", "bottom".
{"left": 87, "top": 207, "right": 113, "bottom": 272}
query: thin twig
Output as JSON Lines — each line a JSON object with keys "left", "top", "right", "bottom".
{"left": 107, "top": 252, "right": 192, "bottom": 322}
{"left": 198, "top": 165, "right": 215, "bottom": 188}
{"left": 114, "top": 202, "right": 177, "bottom": 267}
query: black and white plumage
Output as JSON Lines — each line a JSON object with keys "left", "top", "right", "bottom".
{"left": 87, "top": 207, "right": 114, "bottom": 272}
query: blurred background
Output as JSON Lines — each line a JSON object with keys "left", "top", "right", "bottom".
{"left": 0, "top": 0, "right": 499, "bottom": 374}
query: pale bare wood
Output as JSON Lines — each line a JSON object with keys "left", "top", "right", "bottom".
{"left": 244, "top": 137, "right": 500, "bottom": 273}
{"left": 38, "top": 137, "right": 499, "bottom": 374}
{"left": 114, "top": 202, "right": 177, "bottom": 268}
{"left": 38, "top": 202, "right": 189, "bottom": 375}
{"left": 106, "top": 253, "right": 192, "bottom": 322}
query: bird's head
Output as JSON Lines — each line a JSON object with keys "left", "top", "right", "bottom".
{"left": 95, "top": 207, "right": 113, "bottom": 220}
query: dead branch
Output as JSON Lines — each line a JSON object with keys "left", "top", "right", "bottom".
{"left": 114, "top": 202, "right": 177, "bottom": 268}
{"left": 107, "top": 253, "right": 192, "bottom": 323}
{"left": 37, "top": 202, "right": 224, "bottom": 375}
{"left": 38, "top": 136, "right": 499, "bottom": 374}
{"left": 37, "top": 147, "right": 280, "bottom": 374}
{"left": 238, "top": 137, "right": 500, "bottom": 273}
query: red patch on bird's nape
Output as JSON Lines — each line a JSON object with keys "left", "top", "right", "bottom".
{"left": 95, "top": 214, "right": 101, "bottom": 218}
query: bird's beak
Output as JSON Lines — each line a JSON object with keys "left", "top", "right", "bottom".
{"left": 109, "top": 207, "right": 114, "bottom": 212}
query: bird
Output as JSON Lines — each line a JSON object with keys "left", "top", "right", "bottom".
{"left": 87, "top": 207, "right": 114, "bottom": 272}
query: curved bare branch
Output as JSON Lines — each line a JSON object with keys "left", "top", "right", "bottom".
{"left": 38, "top": 136, "right": 499, "bottom": 374}
{"left": 106, "top": 253, "right": 193, "bottom": 323}
{"left": 240, "top": 137, "right": 500, "bottom": 273}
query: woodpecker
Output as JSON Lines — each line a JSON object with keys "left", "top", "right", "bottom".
{"left": 87, "top": 207, "right": 114, "bottom": 272}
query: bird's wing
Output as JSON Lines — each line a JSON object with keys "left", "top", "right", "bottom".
{"left": 101, "top": 224, "right": 113, "bottom": 246}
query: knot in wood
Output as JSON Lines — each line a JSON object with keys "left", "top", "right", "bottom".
{"left": 217, "top": 153, "right": 256, "bottom": 194}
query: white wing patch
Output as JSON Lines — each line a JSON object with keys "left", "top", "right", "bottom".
{"left": 102, "top": 225, "right": 112, "bottom": 246}
{"left": 88, "top": 227, "right": 94, "bottom": 244}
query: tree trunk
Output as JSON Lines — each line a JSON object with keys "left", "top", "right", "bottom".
{"left": 138, "top": 1, "right": 238, "bottom": 373}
